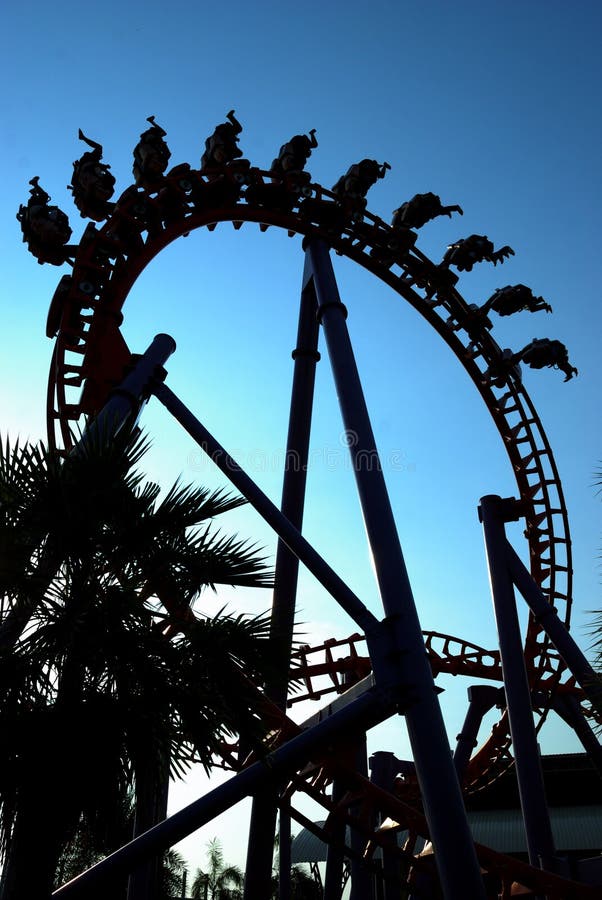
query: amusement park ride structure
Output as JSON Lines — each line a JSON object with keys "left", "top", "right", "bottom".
{"left": 16, "top": 113, "right": 602, "bottom": 898}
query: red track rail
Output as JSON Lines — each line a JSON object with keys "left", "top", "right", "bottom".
{"left": 45, "top": 164, "right": 574, "bottom": 793}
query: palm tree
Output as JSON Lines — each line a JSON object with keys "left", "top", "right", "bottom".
{"left": 161, "top": 848, "right": 188, "bottom": 899}
{"left": 55, "top": 796, "right": 135, "bottom": 897}
{"left": 288, "top": 866, "right": 322, "bottom": 899}
{"left": 191, "top": 838, "right": 244, "bottom": 900}
{"left": 56, "top": 801, "right": 188, "bottom": 900}
{"left": 57, "top": 824, "right": 188, "bottom": 900}
{"left": 0, "top": 430, "right": 276, "bottom": 900}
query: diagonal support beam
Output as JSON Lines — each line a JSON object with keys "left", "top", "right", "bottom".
{"left": 0, "top": 334, "right": 177, "bottom": 652}
{"left": 53, "top": 689, "right": 393, "bottom": 898}
{"left": 306, "top": 239, "right": 486, "bottom": 900}
{"left": 152, "top": 380, "right": 379, "bottom": 639}
{"left": 506, "top": 541, "right": 602, "bottom": 711}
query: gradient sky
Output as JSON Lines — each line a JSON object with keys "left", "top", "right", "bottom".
{"left": 2, "top": 0, "right": 601, "bottom": 874}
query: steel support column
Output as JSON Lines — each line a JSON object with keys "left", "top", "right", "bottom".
{"left": 245, "top": 262, "right": 321, "bottom": 900}
{"left": 306, "top": 240, "right": 486, "bottom": 900}
{"left": 453, "top": 685, "right": 503, "bottom": 781}
{"left": 370, "top": 752, "right": 404, "bottom": 900}
{"left": 323, "top": 778, "right": 346, "bottom": 900}
{"left": 0, "top": 334, "right": 177, "bottom": 652}
{"left": 479, "top": 494, "right": 556, "bottom": 871}
{"left": 269, "top": 260, "right": 321, "bottom": 701}
{"left": 349, "top": 731, "right": 375, "bottom": 900}
{"left": 79, "top": 333, "right": 176, "bottom": 444}
{"left": 278, "top": 799, "right": 292, "bottom": 900}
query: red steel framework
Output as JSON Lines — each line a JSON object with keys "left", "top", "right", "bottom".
{"left": 39, "top": 147, "right": 597, "bottom": 897}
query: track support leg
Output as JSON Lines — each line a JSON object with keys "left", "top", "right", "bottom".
{"left": 306, "top": 239, "right": 487, "bottom": 900}
{"left": 479, "top": 494, "right": 556, "bottom": 875}
{"left": 454, "top": 685, "right": 503, "bottom": 781}
{"left": 244, "top": 256, "right": 321, "bottom": 900}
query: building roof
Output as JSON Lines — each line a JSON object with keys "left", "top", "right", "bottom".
{"left": 465, "top": 753, "right": 602, "bottom": 811}
{"left": 291, "top": 807, "right": 602, "bottom": 863}
{"left": 291, "top": 823, "right": 325, "bottom": 864}
{"left": 468, "top": 805, "right": 602, "bottom": 853}
{"left": 290, "top": 754, "right": 602, "bottom": 862}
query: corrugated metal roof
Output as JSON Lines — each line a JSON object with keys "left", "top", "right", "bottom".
{"left": 291, "top": 822, "right": 332, "bottom": 863}
{"left": 468, "top": 806, "right": 602, "bottom": 853}
{"left": 290, "top": 807, "right": 602, "bottom": 863}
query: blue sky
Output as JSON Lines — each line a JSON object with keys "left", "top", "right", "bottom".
{"left": 2, "top": 0, "right": 602, "bottom": 873}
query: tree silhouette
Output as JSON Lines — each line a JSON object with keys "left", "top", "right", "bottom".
{"left": 0, "top": 431, "right": 275, "bottom": 899}
{"left": 191, "top": 838, "right": 244, "bottom": 899}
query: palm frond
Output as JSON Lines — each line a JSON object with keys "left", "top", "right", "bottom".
{"left": 184, "top": 530, "right": 273, "bottom": 591}
{"left": 152, "top": 481, "right": 248, "bottom": 531}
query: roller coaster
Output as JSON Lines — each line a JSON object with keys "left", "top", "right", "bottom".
{"left": 16, "top": 113, "right": 602, "bottom": 898}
